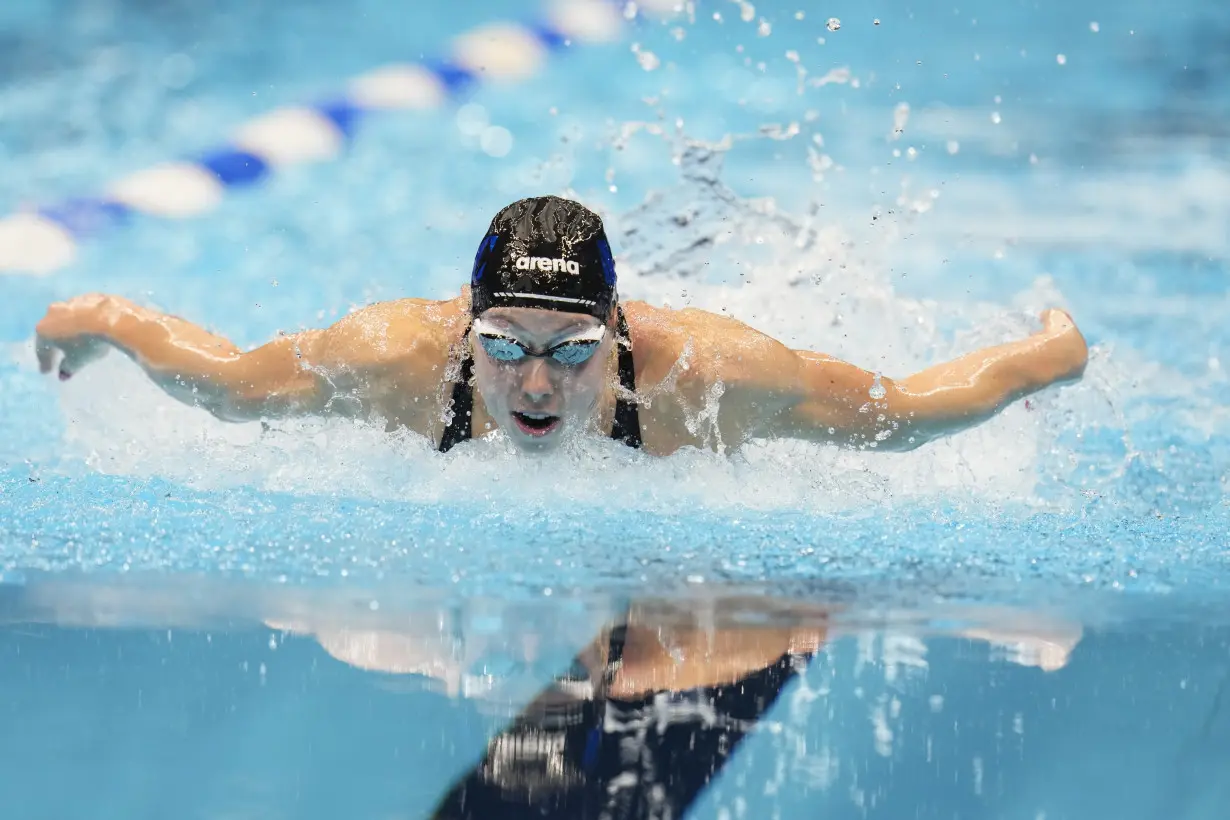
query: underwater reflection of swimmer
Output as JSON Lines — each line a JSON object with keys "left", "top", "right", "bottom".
{"left": 35, "top": 196, "right": 1088, "bottom": 458}
{"left": 427, "top": 604, "right": 827, "bottom": 820}
{"left": 4, "top": 580, "right": 1086, "bottom": 818}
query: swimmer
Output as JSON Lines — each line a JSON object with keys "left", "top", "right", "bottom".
{"left": 33, "top": 196, "right": 1088, "bottom": 456}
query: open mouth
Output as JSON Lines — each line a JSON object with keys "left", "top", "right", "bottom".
{"left": 511, "top": 411, "right": 561, "bottom": 437}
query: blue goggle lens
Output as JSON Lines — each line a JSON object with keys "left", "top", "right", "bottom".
{"left": 547, "top": 340, "right": 602, "bottom": 366}
{"left": 477, "top": 334, "right": 527, "bottom": 362}
{"left": 476, "top": 334, "right": 603, "bottom": 367}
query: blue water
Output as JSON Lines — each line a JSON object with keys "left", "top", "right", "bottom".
{"left": 1, "top": 0, "right": 1229, "bottom": 816}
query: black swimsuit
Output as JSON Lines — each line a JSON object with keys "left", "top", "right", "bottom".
{"left": 438, "top": 307, "right": 643, "bottom": 452}
{"left": 431, "top": 622, "right": 813, "bottom": 820}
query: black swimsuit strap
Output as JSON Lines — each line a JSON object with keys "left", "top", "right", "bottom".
{"left": 438, "top": 310, "right": 642, "bottom": 453}
{"left": 610, "top": 308, "right": 643, "bottom": 449}
{"left": 437, "top": 326, "right": 475, "bottom": 454}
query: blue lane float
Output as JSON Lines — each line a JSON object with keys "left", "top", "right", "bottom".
{"left": 0, "top": 0, "right": 675, "bottom": 276}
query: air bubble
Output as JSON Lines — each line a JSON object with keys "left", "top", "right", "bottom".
{"left": 869, "top": 373, "right": 887, "bottom": 400}
{"left": 826, "top": 17, "right": 841, "bottom": 31}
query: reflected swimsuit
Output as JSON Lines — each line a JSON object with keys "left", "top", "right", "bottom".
{"left": 438, "top": 307, "right": 643, "bottom": 452}
{"left": 431, "top": 622, "right": 814, "bottom": 820}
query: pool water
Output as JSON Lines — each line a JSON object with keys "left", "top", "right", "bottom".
{"left": 1, "top": 0, "right": 1228, "bottom": 817}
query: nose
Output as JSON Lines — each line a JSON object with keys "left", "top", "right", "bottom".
{"left": 519, "top": 359, "right": 555, "bottom": 402}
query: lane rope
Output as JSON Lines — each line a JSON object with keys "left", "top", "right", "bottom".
{"left": 0, "top": 0, "right": 678, "bottom": 276}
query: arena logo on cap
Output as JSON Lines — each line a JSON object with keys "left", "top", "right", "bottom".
{"left": 515, "top": 256, "right": 580, "bottom": 275}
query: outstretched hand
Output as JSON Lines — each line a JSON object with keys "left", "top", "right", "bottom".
{"left": 35, "top": 294, "right": 117, "bottom": 380}
{"left": 1035, "top": 308, "right": 1089, "bottom": 383}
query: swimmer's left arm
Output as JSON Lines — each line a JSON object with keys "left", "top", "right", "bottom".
{"left": 718, "top": 309, "right": 1088, "bottom": 450}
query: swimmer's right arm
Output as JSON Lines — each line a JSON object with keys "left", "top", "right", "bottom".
{"left": 34, "top": 293, "right": 446, "bottom": 422}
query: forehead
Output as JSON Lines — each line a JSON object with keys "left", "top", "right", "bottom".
{"left": 478, "top": 307, "right": 602, "bottom": 336}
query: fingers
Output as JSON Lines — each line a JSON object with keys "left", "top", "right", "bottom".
{"left": 56, "top": 338, "right": 107, "bottom": 380}
{"left": 35, "top": 335, "right": 56, "bottom": 374}
{"left": 34, "top": 296, "right": 108, "bottom": 380}
{"left": 35, "top": 332, "right": 108, "bottom": 381}
{"left": 1038, "top": 309, "right": 1081, "bottom": 341}
{"left": 1040, "top": 308, "right": 1073, "bottom": 331}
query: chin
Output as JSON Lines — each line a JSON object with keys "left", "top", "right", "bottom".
{"left": 509, "top": 432, "right": 565, "bottom": 454}
{"left": 506, "top": 419, "right": 567, "bottom": 453}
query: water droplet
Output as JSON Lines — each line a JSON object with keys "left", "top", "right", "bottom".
{"left": 990, "top": 111, "right": 1002, "bottom": 125}
{"left": 826, "top": 17, "right": 841, "bottom": 31}
{"left": 873, "top": 18, "right": 881, "bottom": 26}
{"left": 1089, "top": 21, "right": 1100, "bottom": 33}
{"left": 1056, "top": 54, "right": 1067, "bottom": 65}
{"left": 632, "top": 44, "right": 661, "bottom": 71}
{"left": 869, "top": 373, "right": 886, "bottom": 400}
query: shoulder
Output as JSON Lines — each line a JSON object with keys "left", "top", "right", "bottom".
{"left": 317, "top": 295, "right": 469, "bottom": 369}
{"left": 621, "top": 300, "right": 793, "bottom": 385}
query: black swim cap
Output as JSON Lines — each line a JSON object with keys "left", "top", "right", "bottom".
{"left": 469, "top": 196, "right": 617, "bottom": 320}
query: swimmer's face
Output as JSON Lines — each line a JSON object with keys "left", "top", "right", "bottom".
{"left": 471, "top": 307, "right": 615, "bottom": 452}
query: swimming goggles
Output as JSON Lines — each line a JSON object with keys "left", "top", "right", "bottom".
{"left": 473, "top": 320, "right": 607, "bottom": 367}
